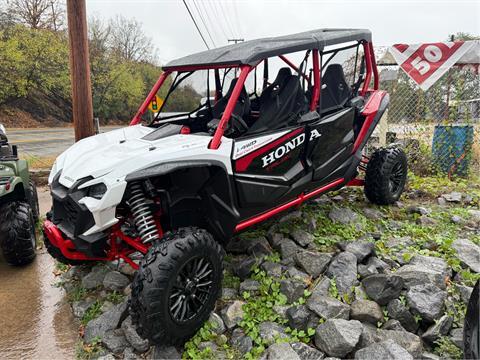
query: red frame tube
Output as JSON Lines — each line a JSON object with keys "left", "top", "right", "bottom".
{"left": 279, "top": 55, "right": 310, "bottom": 82}
{"left": 310, "top": 50, "right": 321, "bottom": 111}
{"left": 130, "top": 71, "right": 171, "bottom": 125}
{"left": 235, "top": 178, "right": 344, "bottom": 232}
{"left": 209, "top": 65, "right": 252, "bottom": 149}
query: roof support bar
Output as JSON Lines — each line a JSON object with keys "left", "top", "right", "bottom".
{"left": 279, "top": 55, "right": 310, "bottom": 82}
{"left": 310, "top": 50, "right": 321, "bottom": 111}
{"left": 209, "top": 65, "right": 253, "bottom": 149}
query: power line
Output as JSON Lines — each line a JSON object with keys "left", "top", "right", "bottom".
{"left": 182, "top": 0, "right": 210, "bottom": 49}
{"left": 191, "top": 0, "right": 216, "bottom": 48}
{"left": 199, "top": 0, "right": 225, "bottom": 44}
{"left": 207, "top": 0, "right": 229, "bottom": 42}
{"left": 218, "top": 1, "right": 237, "bottom": 39}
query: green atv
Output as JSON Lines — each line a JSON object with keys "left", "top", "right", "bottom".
{"left": 0, "top": 124, "right": 39, "bottom": 265}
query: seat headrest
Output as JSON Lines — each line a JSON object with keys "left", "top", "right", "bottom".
{"left": 323, "top": 64, "right": 347, "bottom": 82}
{"left": 273, "top": 67, "right": 292, "bottom": 85}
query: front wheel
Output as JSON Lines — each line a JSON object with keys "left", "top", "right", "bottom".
{"left": 130, "top": 227, "right": 224, "bottom": 345}
{"left": 364, "top": 146, "right": 408, "bottom": 205}
{"left": 0, "top": 201, "right": 37, "bottom": 266}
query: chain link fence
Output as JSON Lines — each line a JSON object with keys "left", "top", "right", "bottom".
{"left": 375, "top": 65, "right": 480, "bottom": 177}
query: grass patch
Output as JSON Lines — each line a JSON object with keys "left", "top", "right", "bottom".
{"left": 81, "top": 301, "right": 103, "bottom": 325}
{"left": 434, "top": 337, "right": 463, "bottom": 359}
{"left": 75, "top": 337, "right": 104, "bottom": 360}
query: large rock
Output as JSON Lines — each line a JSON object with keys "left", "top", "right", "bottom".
{"left": 314, "top": 319, "right": 362, "bottom": 358}
{"left": 262, "top": 261, "right": 283, "bottom": 278}
{"left": 121, "top": 316, "right": 149, "bottom": 352}
{"left": 354, "top": 339, "right": 413, "bottom": 360}
{"left": 103, "top": 271, "right": 130, "bottom": 291}
{"left": 442, "top": 192, "right": 462, "bottom": 202}
{"left": 102, "top": 329, "right": 129, "bottom": 354}
{"left": 295, "top": 250, "right": 332, "bottom": 278}
{"left": 384, "top": 236, "right": 413, "bottom": 250}
{"left": 84, "top": 300, "right": 128, "bottom": 343}
{"left": 382, "top": 319, "right": 406, "bottom": 331}
{"left": 209, "top": 312, "right": 226, "bottom": 335}
{"left": 338, "top": 241, "right": 375, "bottom": 262}
{"left": 221, "top": 301, "right": 245, "bottom": 329}
{"left": 72, "top": 298, "right": 96, "bottom": 318}
{"left": 259, "top": 321, "right": 288, "bottom": 346}
{"left": 278, "top": 239, "right": 301, "bottom": 261}
{"left": 395, "top": 262, "right": 447, "bottom": 290}
{"left": 291, "top": 229, "right": 315, "bottom": 248}
{"left": 307, "top": 294, "right": 350, "bottom": 320}
{"left": 366, "top": 257, "right": 391, "bottom": 273}
{"left": 379, "top": 330, "right": 422, "bottom": 358}
{"left": 386, "top": 299, "right": 418, "bottom": 333}
{"left": 350, "top": 299, "right": 383, "bottom": 325}
{"left": 286, "top": 305, "right": 313, "bottom": 331}
{"left": 232, "top": 256, "right": 260, "bottom": 280}
{"left": 82, "top": 265, "right": 109, "bottom": 290}
{"left": 329, "top": 207, "right": 359, "bottom": 224}
{"left": 287, "top": 266, "right": 311, "bottom": 284}
{"left": 406, "top": 283, "right": 447, "bottom": 322}
{"left": 230, "top": 328, "right": 253, "bottom": 355}
{"left": 267, "top": 342, "right": 301, "bottom": 360}
{"left": 151, "top": 346, "right": 181, "bottom": 359}
{"left": 450, "top": 327, "right": 464, "bottom": 349}
{"left": 280, "top": 279, "right": 305, "bottom": 303}
{"left": 310, "top": 276, "right": 331, "bottom": 298}
{"left": 361, "top": 274, "right": 404, "bottom": 305}
{"left": 239, "top": 279, "right": 260, "bottom": 293}
{"left": 452, "top": 238, "right": 480, "bottom": 273}
{"left": 362, "top": 207, "right": 384, "bottom": 221}
{"left": 291, "top": 342, "right": 325, "bottom": 360}
{"left": 358, "top": 322, "right": 382, "bottom": 349}
{"left": 421, "top": 315, "right": 453, "bottom": 344}
{"left": 326, "top": 252, "right": 358, "bottom": 296}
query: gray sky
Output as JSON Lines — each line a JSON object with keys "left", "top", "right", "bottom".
{"left": 87, "top": 0, "right": 480, "bottom": 65}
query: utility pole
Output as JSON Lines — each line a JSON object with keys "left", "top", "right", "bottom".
{"left": 228, "top": 39, "right": 244, "bottom": 76}
{"left": 66, "top": 0, "right": 94, "bottom": 141}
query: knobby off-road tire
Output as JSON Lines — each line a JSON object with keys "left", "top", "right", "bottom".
{"left": 0, "top": 201, "right": 37, "bottom": 265}
{"left": 130, "top": 227, "right": 224, "bottom": 345}
{"left": 464, "top": 280, "right": 479, "bottom": 360}
{"left": 29, "top": 181, "right": 40, "bottom": 224}
{"left": 364, "top": 146, "right": 408, "bottom": 205}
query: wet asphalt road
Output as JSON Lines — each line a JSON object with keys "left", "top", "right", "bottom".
{"left": 6, "top": 126, "right": 122, "bottom": 158}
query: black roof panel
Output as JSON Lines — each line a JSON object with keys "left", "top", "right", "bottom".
{"left": 164, "top": 28, "right": 371, "bottom": 70}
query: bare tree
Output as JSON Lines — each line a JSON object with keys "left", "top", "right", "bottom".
{"left": 6, "top": 0, "right": 64, "bottom": 30}
{"left": 108, "top": 15, "right": 153, "bottom": 62}
{"left": 88, "top": 15, "right": 111, "bottom": 58}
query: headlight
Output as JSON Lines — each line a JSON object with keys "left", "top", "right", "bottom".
{"left": 88, "top": 183, "right": 107, "bottom": 200}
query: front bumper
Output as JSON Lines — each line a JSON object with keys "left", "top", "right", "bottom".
{"left": 43, "top": 220, "right": 108, "bottom": 261}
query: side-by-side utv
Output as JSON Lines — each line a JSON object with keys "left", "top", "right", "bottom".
{"left": 43, "top": 29, "right": 409, "bottom": 344}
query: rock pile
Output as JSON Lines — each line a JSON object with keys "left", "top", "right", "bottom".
{"left": 57, "top": 188, "right": 478, "bottom": 359}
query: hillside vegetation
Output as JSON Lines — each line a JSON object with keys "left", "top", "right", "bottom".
{"left": 0, "top": 0, "right": 197, "bottom": 127}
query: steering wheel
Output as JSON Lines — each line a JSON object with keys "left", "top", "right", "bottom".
{"left": 207, "top": 113, "right": 249, "bottom": 138}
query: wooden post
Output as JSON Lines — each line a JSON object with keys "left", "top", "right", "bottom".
{"left": 67, "top": 0, "right": 94, "bottom": 141}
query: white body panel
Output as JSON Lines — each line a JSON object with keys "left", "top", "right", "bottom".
{"left": 49, "top": 125, "right": 233, "bottom": 235}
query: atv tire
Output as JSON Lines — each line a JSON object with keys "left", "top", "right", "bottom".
{"left": 130, "top": 227, "right": 224, "bottom": 345}
{"left": 364, "top": 146, "right": 407, "bottom": 205}
{"left": 29, "top": 181, "right": 40, "bottom": 224}
{"left": 464, "top": 280, "right": 479, "bottom": 360}
{"left": 0, "top": 201, "right": 37, "bottom": 266}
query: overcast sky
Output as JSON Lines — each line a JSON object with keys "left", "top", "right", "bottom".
{"left": 87, "top": 0, "right": 480, "bottom": 65}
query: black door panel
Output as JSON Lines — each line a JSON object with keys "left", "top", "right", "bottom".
{"left": 232, "top": 127, "right": 309, "bottom": 214}
{"left": 306, "top": 108, "right": 355, "bottom": 181}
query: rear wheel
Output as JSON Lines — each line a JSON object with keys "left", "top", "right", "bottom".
{"left": 130, "top": 227, "right": 224, "bottom": 345}
{"left": 364, "top": 146, "right": 407, "bottom": 205}
{"left": 464, "top": 280, "right": 479, "bottom": 360}
{"left": 0, "top": 201, "right": 37, "bottom": 266}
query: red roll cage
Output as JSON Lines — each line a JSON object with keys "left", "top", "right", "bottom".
{"left": 130, "top": 41, "right": 379, "bottom": 150}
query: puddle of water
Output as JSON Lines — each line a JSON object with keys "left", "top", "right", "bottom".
{"left": 0, "top": 249, "right": 78, "bottom": 359}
